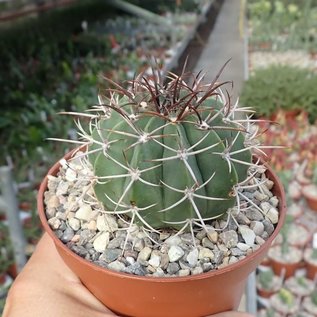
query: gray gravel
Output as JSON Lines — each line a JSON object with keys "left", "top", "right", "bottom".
{"left": 44, "top": 151, "right": 280, "bottom": 277}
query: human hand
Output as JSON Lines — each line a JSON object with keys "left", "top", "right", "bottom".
{"left": 3, "top": 233, "right": 254, "bottom": 317}
{"left": 3, "top": 233, "right": 116, "bottom": 317}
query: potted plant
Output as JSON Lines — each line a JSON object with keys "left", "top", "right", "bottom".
{"left": 270, "top": 288, "right": 299, "bottom": 315}
{"left": 284, "top": 276, "right": 315, "bottom": 298}
{"left": 274, "top": 220, "right": 310, "bottom": 248}
{"left": 257, "top": 267, "right": 282, "bottom": 298}
{"left": 302, "top": 289, "right": 317, "bottom": 315}
{"left": 268, "top": 218, "right": 303, "bottom": 278}
{"left": 37, "top": 63, "right": 286, "bottom": 316}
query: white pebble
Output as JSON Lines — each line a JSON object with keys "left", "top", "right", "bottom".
{"left": 266, "top": 207, "right": 279, "bottom": 224}
{"left": 237, "top": 242, "right": 250, "bottom": 251}
{"left": 165, "top": 236, "right": 182, "bottom": 246}
{"left": 254, "top": 191, "right": 268, "bottom": 202}
{"left": 93, "top": 232, "right": 110, "bottom": 252}
{"left": 198, "top": 248, "right": 214, "bottom": 260}
{"left": 137, "top": 247, "right": 152, "bottom": 262}
{"left": 75, "top": 205, "right": 93, "bottom": 221}
{"left": 207, "top": 230, "right": 218, "bottom": 243}
{"left": 148, "top": 254, "right": 161, "bottom": 268}
{"left": 108, "top": 260, "right": 125, "bottom": 272}
{"left": 269, "top": 196, "right": 279, "bottom": 207}
{"left": 68, "top": 218, "right": 81, "bottom": 231}
{"left": 96, "top": 214, "right": 118, "bottom": 232}
{"left": 229, "top": 256, "right": 239, "bottom": 264}
{"left": 47, "top": 195, "right": 60, "bottom": 208}
{"left": 56, "top": 182, "right": 69, "bottom": 196}
{"left": 260, "top": 202, "right": 271, "bottom": 214}
{"left": 178, "top": 269, "right": 190, "bottom": 277}
{"left": 192, "top": 266, "right": 203, "bottom": 275}
{"left": 48, "top": 217, "right": 61, "bottom": 230}
{"left": 168, "top": 245, "right": 185, "bottom": 262}
{"left": 65, "top": 168, "right": 77, "bottom": 182}
{"left": 126, "top": 256, "right": 135, "bottom": 265}
{"left": 186, "top": 248, "right": 199, "bottom": 267}
{"left": 250, "top": 221, "right": 264, "bottom": 236}
{"left": 255, "top": 236, "right": 265, "bottom": 245}
{"left": 87, "top": 220, "right": 97, "bottom": 231}
{"left": 239, "top": 226, "right": 256, "bottom": 247}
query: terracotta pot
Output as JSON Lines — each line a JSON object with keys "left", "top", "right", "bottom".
{"left": 304, "top": 248, "right": 317, "bottom": 280}
{"left": 270, "top": 261, "right": 303, "bottom": 279}
{"left": 257, "top": 287, "right": 278, "bottom": 299}
{"left": 37, "top": 151, "right": 286, "bottom": 317}
{"left": 306, "top": 262, "right": 317, "bottom": 280}
{"left": 269, "top": 245, "right": 303, "bottom": 279}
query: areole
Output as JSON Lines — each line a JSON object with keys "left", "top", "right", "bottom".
{"left": 38, "top": 149, "right": 286, "bottom": 317}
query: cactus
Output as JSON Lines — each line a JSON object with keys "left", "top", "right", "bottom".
{"left": 64, "top": 63, "right": 265, "bottom": 232}
{"left": 258, "top": 268, "right": 275, "bottom": 290}
{"left": 278, "top": 288, "right": 294, "bottom": 307}
{"left": 296, "top": 276, "right": 308, "bottom": 287}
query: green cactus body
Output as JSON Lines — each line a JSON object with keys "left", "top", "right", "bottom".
{"left": 258, "top": 269, "right": 274, "bottom": 290}
{"left": 88, "top": 76, "right": 252, "bottom": 230}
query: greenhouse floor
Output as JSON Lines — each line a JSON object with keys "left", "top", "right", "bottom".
{"left": 192, "top": 0, "right": 246, "bottom": 100}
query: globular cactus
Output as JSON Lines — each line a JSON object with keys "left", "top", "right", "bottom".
{"left": 78, "top": 64, "right": 257, "bottom": 231}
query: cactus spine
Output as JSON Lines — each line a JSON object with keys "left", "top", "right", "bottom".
{"left": 75, "top": 64, "right": 259, "bottom": 232}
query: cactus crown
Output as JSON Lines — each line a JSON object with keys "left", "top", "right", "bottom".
{"left": 59, "top": 62, "right": 267, "bottom": 233}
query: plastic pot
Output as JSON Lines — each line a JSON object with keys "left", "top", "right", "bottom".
{"left": 37, "top": 151, "right": 286, "bottom": 317}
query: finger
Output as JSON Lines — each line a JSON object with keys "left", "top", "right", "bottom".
{"left": 16, "top": 232, "right": 80, "bottom": 283}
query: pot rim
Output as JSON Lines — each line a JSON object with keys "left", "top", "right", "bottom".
{"left": 37, "top": 148, "right": 286, "bottom": 283}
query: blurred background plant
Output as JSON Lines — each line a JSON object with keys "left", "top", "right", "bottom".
{"left": 0, "top": 0, "right": 204, "bottom": 188}
{"left": 247, "top": 0, "right": 317, "bottom": 52}
{"left": 240, "top": 65, "right": 317, "bottom": 123}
